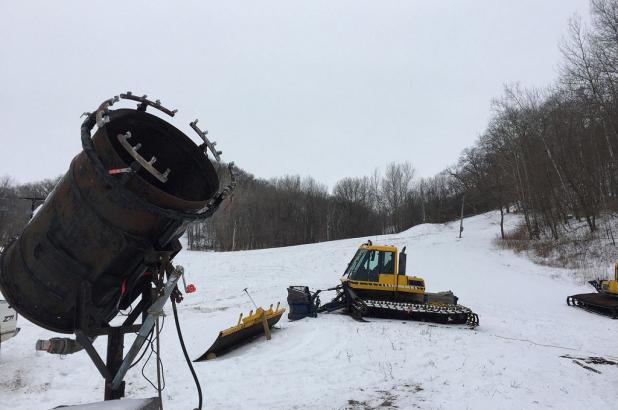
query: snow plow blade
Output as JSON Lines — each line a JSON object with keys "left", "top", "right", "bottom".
{"left": 194, "top": 304, "right": 285, "bottom": 361}
{"left": 567, "top": 293, "right": 618, "bottom": 319}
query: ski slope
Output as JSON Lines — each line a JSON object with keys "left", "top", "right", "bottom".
{"left": 1, "top": 212, "right": 617, "bottom": 409}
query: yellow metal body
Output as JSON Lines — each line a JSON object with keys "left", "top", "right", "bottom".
{"left": 599, "top": 262, "right": 618, "bottom": 296}
{"left": 341, "top": 242, "right": 425, "bottom": 298}
{"left": 607, "top": 281, "right": 618, "bottom": 294}
{"left": 220, "top": 303, "right": 286, "bottom": 337}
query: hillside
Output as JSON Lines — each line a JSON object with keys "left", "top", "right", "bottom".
{"left": 1, "top": 212, "right": 617, "bottom": 409}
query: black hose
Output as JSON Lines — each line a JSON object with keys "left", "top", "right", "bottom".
{"left": 171, "top": 299, "right": 203, "bottom": 410}
{"left": 129, "top": 329, "right": 154, "bottom": 369}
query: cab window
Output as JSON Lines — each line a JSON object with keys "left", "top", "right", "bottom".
{"left": 344, "top": 249, "right": 369, "bottom": 279}
{"left": 346, "top": 249, "right": 395, "bottom": 281}
{"left": 382, "top": 251, "right": 394, "bottom": 274}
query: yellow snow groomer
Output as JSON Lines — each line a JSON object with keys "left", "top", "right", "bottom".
{"left": 289, "top": 241, "right": 479, "bottom": 327}
{"left": 568, "top": 262, "right": 618, "bottom": 318}
{"left": 342, "top": 242, "right": 425, "bottom": 302}
{"left": 595, "top": 262, "right": 618, "bottom": 296}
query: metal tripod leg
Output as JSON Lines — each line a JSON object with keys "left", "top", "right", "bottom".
{"left": 110, "top": 268, "right": 182, "bottom": 390}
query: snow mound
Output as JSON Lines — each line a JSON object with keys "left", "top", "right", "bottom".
{"left": 1, "top": 211, "right": 617, "bottom": 409}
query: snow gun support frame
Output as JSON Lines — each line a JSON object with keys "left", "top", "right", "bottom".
{"left": 75, "top": 255, "right": 183, "bottom": 400}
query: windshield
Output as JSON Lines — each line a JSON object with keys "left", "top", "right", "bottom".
{"left": 344, "top": 249, "right": 370, "bottom": 278}
{"left": 344, "top": 249, "right": 396, "bottom": 282}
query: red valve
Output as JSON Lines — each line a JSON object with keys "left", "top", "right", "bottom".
{"left": 108, "top": 167, "right": 133, "bottom": 175}
{"left": 185, "top": 283, "right": 197, "bottom": 293}
{"left": 120, "top": 278, "right": 127, "bottom": 296}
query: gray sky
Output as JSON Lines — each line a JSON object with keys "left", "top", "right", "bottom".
{"left": 0, "top": 0, "right": 590, "bottom": 189}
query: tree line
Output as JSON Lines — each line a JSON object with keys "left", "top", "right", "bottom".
{"left": 0, "top": 175, "right": 60, "bottom": 247}
{"left": 449, "top": 0, "right": 618, "bottom": 240}
{"left": 3, "top": 1, "right": 618, "bottom": 251}
{"left": 194, "top": 0, "right": 618, "bottom": 249}
{"left": 187, "top": 160, "right": 473, "bottom": 251}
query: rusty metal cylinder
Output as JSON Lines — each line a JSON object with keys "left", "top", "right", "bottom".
{"left": 0, "top": 104, "right": 220, "bottom": 333}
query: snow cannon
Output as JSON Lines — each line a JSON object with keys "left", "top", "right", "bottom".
{"left": 0, "top": 93, "right": 235, "bottom": 334}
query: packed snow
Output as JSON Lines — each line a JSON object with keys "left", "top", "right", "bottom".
{"left": 1, "top": 212, "right": 617, "bottom": 409}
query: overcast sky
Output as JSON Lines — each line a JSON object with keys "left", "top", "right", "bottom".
{"left": 0, "top": 0, "right": 590, "bottom": 190}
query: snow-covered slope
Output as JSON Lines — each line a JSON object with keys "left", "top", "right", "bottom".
{"left": 1, "top": 212, "right": 617, "bottom": 409}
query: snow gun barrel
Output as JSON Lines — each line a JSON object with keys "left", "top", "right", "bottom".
{"left": 0, "top": 93, "right": 225, "bottom": 333}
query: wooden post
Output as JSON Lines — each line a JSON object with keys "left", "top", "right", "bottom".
{"left": 261, "top": 310, "right": 271, "bottom": 340}
{"left": 421, "top": 184, "right": 426, "bottom": 223}
{"left": 231, "top": 220, "right": 237, "bottom": 251}
{"left": 459, "top": 194, "right": 465, "bottom": 239}
{"left": 155, "top": 318, "right": 162, "bottom": 407}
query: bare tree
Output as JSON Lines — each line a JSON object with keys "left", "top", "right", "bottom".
{"left": 381, "top": 162, "right": 415, "bottom": 232}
